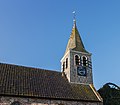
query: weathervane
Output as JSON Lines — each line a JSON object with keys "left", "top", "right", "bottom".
{"left": 72, "top": 11, "right": 76, "bottom": 21}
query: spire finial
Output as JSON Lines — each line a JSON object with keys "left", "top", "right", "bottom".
{"left": 72, "top": 11, "right": 76, "bottom": 27}
{"left": 72, "top": 11, "right": 76, "bottom": 22}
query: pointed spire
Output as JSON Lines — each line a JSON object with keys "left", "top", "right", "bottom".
{"left": 64, "top": 14, "right": 88, "bottom": 54}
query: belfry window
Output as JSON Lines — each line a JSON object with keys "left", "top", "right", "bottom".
{"left": 63, "top": 62, "right": 65, "bottom": 71}
{"left": 83, "top": 56, "right": 87, "bottom": 66}
{"left": 75, "top": 55, "right": 80, "bottom": 66}
{"left": 66, "top": 58, "right": 68, "bottom": 69}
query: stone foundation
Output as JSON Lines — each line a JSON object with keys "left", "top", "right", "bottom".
{"left": 0, "top": 96, "right": 103, "bottom": 105}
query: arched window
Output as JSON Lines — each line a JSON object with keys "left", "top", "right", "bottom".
{"left": 83, "top": 56, "right": 87, "bottom": 66}
{"left": 11, "top": 101, "right": 21, "bottom": 105}
{"left": 63, "top": 62, "right": 65, "bottom": 71}
{"left": 75, "top": 55, "right": 80, "bottom": 66}
{"left": 66, "top": 58, "right": 68, "bottom": 69}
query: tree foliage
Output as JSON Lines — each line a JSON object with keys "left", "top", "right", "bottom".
{"left": 98, "top": 83, "right": 120, "bottom": 105}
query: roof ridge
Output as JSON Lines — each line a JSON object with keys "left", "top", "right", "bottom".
{"left": 0, "top": 62, "right": 61, "bottom": 73}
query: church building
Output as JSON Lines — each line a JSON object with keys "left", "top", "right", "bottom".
{"left": 0, "top": 18, "right": 103, "bottom": 105}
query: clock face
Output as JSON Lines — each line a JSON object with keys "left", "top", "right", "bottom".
{"left": 77, "top": 66, "right": 86, "bottom": 76}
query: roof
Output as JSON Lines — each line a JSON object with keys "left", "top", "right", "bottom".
{"left": 0, "top": 63, "right": 101, "bottom": 102}
{"left": 65, "top": 21, "right": 89, "bottom": 54}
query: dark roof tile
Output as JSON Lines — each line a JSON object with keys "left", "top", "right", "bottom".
{"left": 0, "top": 63, "right": 100, "bottom": 102}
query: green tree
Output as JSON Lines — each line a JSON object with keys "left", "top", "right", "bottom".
{"left": 98, "top": 83, "right": 120, "bottom": 105}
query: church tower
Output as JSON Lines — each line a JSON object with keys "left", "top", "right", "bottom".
{"left": 61, "top": 19, "right": 93, "bottom": 84}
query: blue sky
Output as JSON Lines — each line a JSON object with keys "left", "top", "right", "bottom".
{"left": 0, "top": 0, "right": 120, "bottom": 89}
